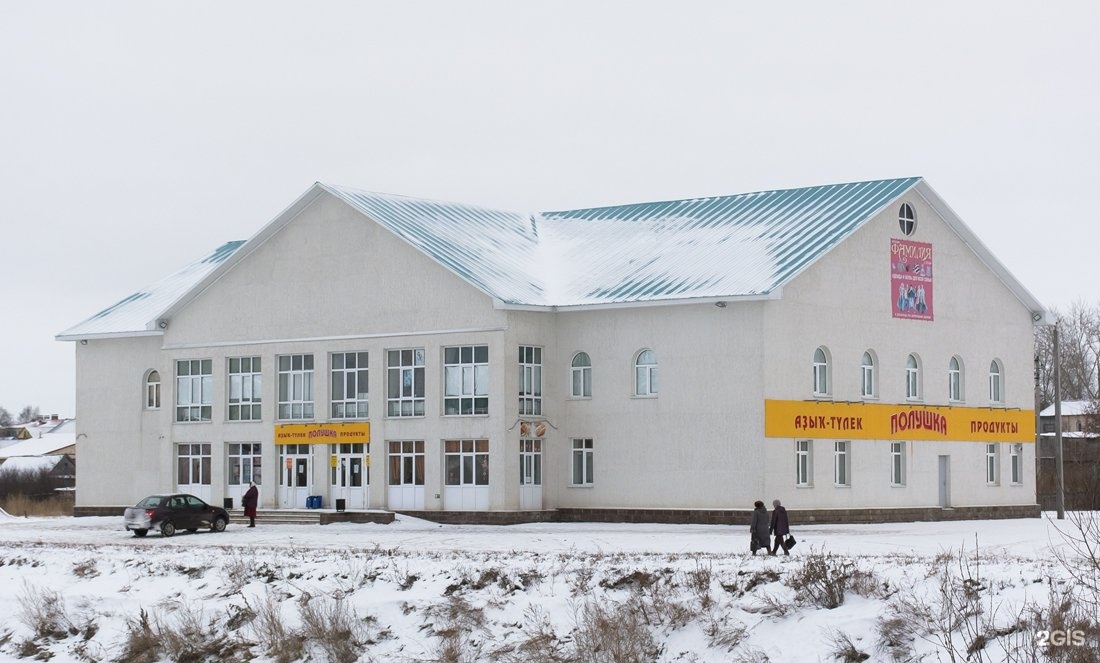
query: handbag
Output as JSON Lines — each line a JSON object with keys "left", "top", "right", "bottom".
{"left": 784, "top": 535, "right": 797, "bottom": 549}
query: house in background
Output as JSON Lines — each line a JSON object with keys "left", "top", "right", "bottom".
{"left": 58, "top": 177, "right": 1046, "bottom": 524}
{"left": 1037, "top": 400, "right": 1100, "bottom": 510}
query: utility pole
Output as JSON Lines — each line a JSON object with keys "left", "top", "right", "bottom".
{"left": 1054, "top": 323, "right": 1065, "bottom": 520}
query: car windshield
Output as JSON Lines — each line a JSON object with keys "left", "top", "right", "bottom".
{"left": 135, "top": 496, "right": 166, "bottom": 508}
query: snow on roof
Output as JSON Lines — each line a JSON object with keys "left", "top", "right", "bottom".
{"left": 0, "top": 456, "right": 64, "bottom": 474}
{"left": 56, "top": 241, "right": 244, "bottom": 340}
{"left": 0, "top": 434, "right": 76, "bottom": 459}
{"left": 1039, "top": 400, "right": 1094, "bottom": 417}
{"left": 58, "top": 176, "right": 1048, "bottom": 338}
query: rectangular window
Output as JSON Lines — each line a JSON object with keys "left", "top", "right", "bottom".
{"left": 986, "top": 443, "right": 999, "bottom": 485}
{"left": 227, "top": 443, "right": 262, "bottom": 485}
{"left": 571, "top": 438, "right": 594, "bottom": 485}
{"left": 1010, "top": 443, "right": 1023, "bottom": 485}
{"left": 444, "top": 345, "right": 489, "bottom": 415}
{"left": 176, "top": 359, "right": 213, "bottom": 422}
{"left": 176, "top": 443, "right": 212, "bottom": 485}
{"left": 443, "top": 439, "right": 489, "bottom": 486}
{"left": 277, "top": 354, "right": 314, "bottom": 420}
{"left": 387, "top": 349, "right": 425, "bottom": 417}
{"left": 331, "top": 352, "right": 369, "bottom": 419}
{"left": 387, "top": 440, "right": 424, "bottom": 485}
{"left": 796, "top": 439, "right": 812, "bottom": 486}
{"left": 890, "top": 441, "right": 906, "bottom": 486}
{"left": 519, "top": 346, "right": 542, "bottom": 415}
{"left": 228, "top": 357, "right": 262, "bottom": 421}
{"left": 834, "top": 440, "right": 850, "bottom": 487}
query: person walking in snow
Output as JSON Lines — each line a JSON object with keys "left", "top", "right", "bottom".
{"left": 768, "top": 498, "right": 791, "bottom": 555}
{"left": 242, "top": 481, "right": 259, "bottom": 527}
{"left": 749, "top": 500, "right": 770, "bottom": 555}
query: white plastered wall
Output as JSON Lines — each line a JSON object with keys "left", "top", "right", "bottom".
{"left": 760, "top": 192, "right": 1036, "bottom": 510}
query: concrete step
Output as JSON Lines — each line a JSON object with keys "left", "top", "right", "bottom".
{"left": 227, "top": 509, "right": 320, "bottom": 525}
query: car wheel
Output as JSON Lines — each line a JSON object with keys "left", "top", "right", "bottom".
{"left": 133, "top": 529, "right": 148, "bottom": 537}
{"left": 211, "top": 516, "right": 227, "bottom": 533}
{"left": 161, "top": 521, "right": 176, "bottom": 537}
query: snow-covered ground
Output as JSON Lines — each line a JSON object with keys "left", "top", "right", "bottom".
{"left": 0, "top": 511, "right": 1095, "bottom": 662}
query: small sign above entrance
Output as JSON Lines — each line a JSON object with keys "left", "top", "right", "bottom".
{"left": 274, "top": 422, "right": 371, "bottom": 444}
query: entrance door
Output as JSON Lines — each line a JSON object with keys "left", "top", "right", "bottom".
{"left": 387, "top": 440, "right": 425, "bottom": 510}
{"left": 331, "top": 443, "right": 369, "bottom": 510}
{"left": 279, "top": 444, "right": 312, "bottom": 508}
{"left": 938, "top": 455, "right": 951, "bottom": 507}
{"left": 519, "top": 438, "right": 542, "bottom": 510}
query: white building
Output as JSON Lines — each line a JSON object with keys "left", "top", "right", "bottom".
{"left": 57, "top": 177, "right": 1045, "bottom": 523}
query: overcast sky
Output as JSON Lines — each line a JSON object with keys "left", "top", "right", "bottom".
{"left": 1, "top": 1, "right": 1097, "bottom": 417}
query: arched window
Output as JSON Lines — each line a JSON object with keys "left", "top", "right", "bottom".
{"left": 571, "top": 352, "right": 592, "bottom": 398}
{"left": 813, "top": 347, "right": 830, "bottom": 396}
{"left": 145, "top": 370, "right": 161, "bottom": 410}
{"left": 899, "top": 202, "right": 916, "bottom": 236}
{"left": 989, "top": 359, "right": 1004, "bottom": 404}
{"left": 948, "top": 356, "right": 963, "bottom": 402}
{"left": 860, "top": 351, "right": 876, "bottom": 398}
{"left": 905, "top": 354, "right": 921, "bottom": 400}
{"left": 634, "top": 350, "right": 658, "bottom": 396}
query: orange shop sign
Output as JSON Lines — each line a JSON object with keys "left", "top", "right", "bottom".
{"left": 764, "top": 399, "right": 1034, "bottom": 442}
{"left": 274, "top": 422, "right": 371, "bottom": 445}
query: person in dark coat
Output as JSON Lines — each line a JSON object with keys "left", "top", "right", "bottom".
{"left": 749, "top": 500, "right": 770, "bottom": 555}
{"left": 242, "top": 482, "right": 259, "bottom": 527}
{"left": 768, "top": 498, "right": 791, "bottom": 555}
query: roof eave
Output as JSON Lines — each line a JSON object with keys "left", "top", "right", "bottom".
{"left": 55, "top": 330, "right": 165, "bottom": 342}
{"left": 494, "top": 291, "right": 782, "bottom": 312}
{"left": 912, "top": 180, "right": 1051, "bottom": 326}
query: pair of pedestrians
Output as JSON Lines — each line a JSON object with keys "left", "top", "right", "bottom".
{"left": 749, "top": 499, "right": 793, "bottom": 555}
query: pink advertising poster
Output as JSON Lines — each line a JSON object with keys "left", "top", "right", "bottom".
{"left": 891, "top": 239, "right": 933, "bottom": 321}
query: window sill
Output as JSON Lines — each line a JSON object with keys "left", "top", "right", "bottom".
{"left": 385, "top": 415, "right": 426, "bottom": 420}
{"left": 174, "top": 420, "right": 212, "bottom": 425}
{"left": 568, "top": 484, "right": 594, "bottom": 489}
{"left": 567, "top": 396, "right": 592, "bottom": 401}
{"left": 631, "top": 394, "right": 658, "bottom": 400}
{"left": 796, "top": 484, "right": 814, "bottom": 489}
{"left": 276, "top": 419, "right": 317, "bottom": 424}
{"left": 441, "top": 414, "right": 490, "bottom": 418}
{"left": 860, "top": 396, "right": 878, "bottom": 402}
{"left": 833, "top": 484, "right": 851, "bottom": 489}
{"left": 812, "top": 394, "right": 832, "bottom": 400}
{"left": 890, "top": 483, "right": 907, "bottom": 488}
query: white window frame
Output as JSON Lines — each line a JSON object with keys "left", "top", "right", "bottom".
{"left": 228, "top": 356, "right": 262, "bottom": 422}
{"left": 145, "top": 370, "right": 161, "bottom": 410}
{"left": 860, "top": 351, "right": 876, "bottom": 399}
{"left": 277, "top": 354, "right": 314, "bottom": 421}
{"left": 571, "top": 352, "right": 592, "bottom": 398}
{"left": 986, "top": 443, "right": 999, "bottom": 485}
{"left": 796, "top": 439, "right": 812, "bottom": 487}
{"left": 571, "top": 438, "right": 594, "bottom": 486}
{"left": 176, "top": 359, "right": 213, "bottom": 422}
{"left": 443, "top": 439, "right": 489, "bottom": 486}
{"left": 948, "top": 356, "right": 963, "bottom": 403}
{"left": 519, "top": 346, "right": 543, "bottom": 414}
{"left": 890, "top": 441, "right": 906, "bottom": 486}
{"left": 834, "top": 440, "right": 850, "bottom": 487}
{"left": 813, "top": 347, "right": 830, "bottom": 397}
{"left": 899, "top": 202, "right": 916, "bottom": 236}
{"left": 989, "top": 359, "right": 1004, "bottom": 404}
{"left": 634, "top": 349, "right": 658, "bottom": 397}
{"left": 1010, "top": 443, "right": 1023, "bottom": 485}
{"left": 177, "top": 443, "right": 212, "bottom": 485}
{"left": 387, "top": 349, "right": 425, "bottom": 417}
{"left": 905, "top": 354, "right": 922, "bottom": 401}
{"left": 444, "top": 345, "right": 489, "bottom": 416}
{"left": 227, "top": 442, "right": 262, "bottom": 486}
{"left": 331, "top": 351, "right": 369, "bottom": 420}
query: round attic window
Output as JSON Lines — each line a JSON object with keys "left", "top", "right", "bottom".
{"left": 898, "top": 202, "right": 916, "bottom": 236}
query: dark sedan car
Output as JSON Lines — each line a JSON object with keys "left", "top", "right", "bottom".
{"left": 123, "top": 493, "right": 229, "bottom": 537}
